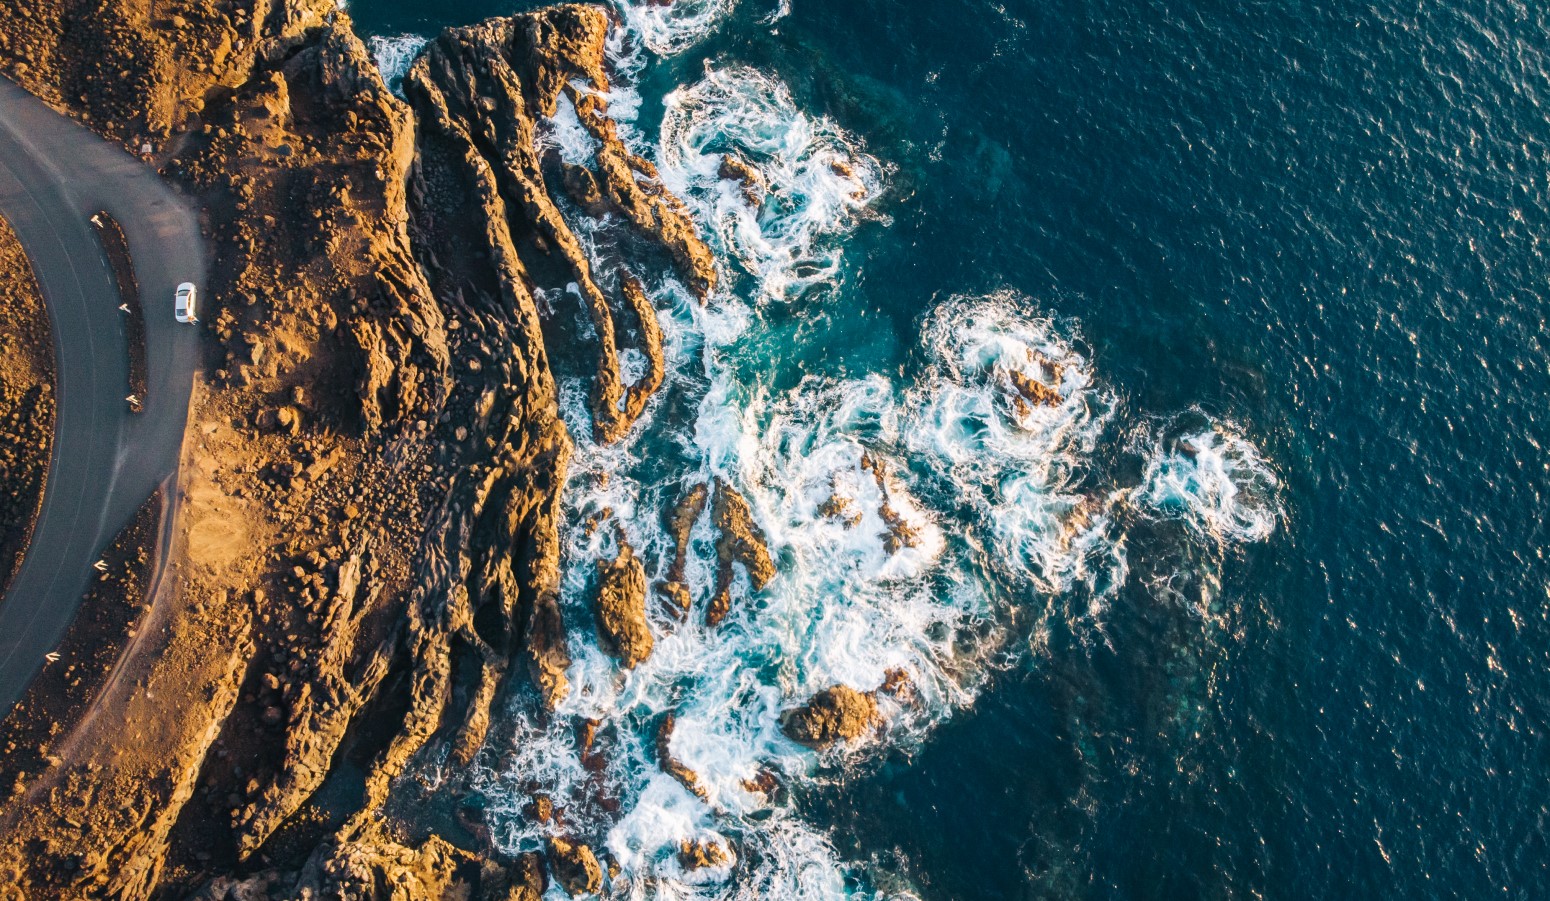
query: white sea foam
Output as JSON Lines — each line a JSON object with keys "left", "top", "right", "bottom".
{"left": 1134, "top": 414, "right": 1281, "bottom": 544}
{"left": 460, "top": 28, "right": 1282, "bottom": 896}
{"left": 660, "top": 66, "right": 889, "bottom": 302}
{"left": 475, "top": 286, "right": 1282, "bottom": 897}
{"left": 539, "top": 91, "right": 603, "bottom": 166}
{"left": 614, "top": 0, "right": 740, "bottom": 57}
{"left": 367, "top": 34, "right": 427, "bottom": 97}
{"left": 903, "top": 293, "right": 1127, "bottom": 600}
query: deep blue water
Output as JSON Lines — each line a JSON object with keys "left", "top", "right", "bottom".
{"left": 352, "top": 1, "right": 1550, "bottom": 897}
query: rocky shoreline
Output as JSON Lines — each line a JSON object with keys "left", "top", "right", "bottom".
{"left": 0, "top": 2, "right": 823, "bottom": 898}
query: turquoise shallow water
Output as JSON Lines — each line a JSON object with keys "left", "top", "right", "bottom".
{"left": 353, "top": 1, "right": 1550, "bottom": 897}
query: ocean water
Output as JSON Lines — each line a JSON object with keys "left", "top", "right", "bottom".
{"left": 353, "top": 1, "right": 1550, "bottom": 898}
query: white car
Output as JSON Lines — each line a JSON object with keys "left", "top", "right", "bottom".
{"left": 174, "top": 282, "right": 198, "bottom": 323}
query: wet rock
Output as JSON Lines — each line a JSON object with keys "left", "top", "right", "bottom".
{"left": 594, "top": 540, "right": 653, "bottom": 668}
{"left": 860, "top": 452, "right": 923, "bottom": 553}
{"left": 679, "top": 838, "right": 733, "bottom": 871}
{"left": 818, "top": 493, "right": 863, "bottom": 528}
{"left": 708, "top": 480, "right": 774, "bottom": 627}
{"left": 879, "top": 667, "right": 912, "bottom": 697}
{"left": 523, "top": 794, "right": 555, "bottom": 825}
{"left": 655, "top": 713, "right": 707, "bottom": 800}
{"left": 657, "top": 483, "right": 707, "bottom": 617}
{"left": 547, "top": 836, "right": 602, "bottom": 897}
{"left": 718, "top": 153, "right": 765, "bottom": 206}
{"left": 658, "top": 581, "right": 692, "bottom": 620}
{"left": 1008, "top": 369, "right": 1061, "bottom": 408}
{"left": 780, "top": 685, "right": 877, "bottom": 748}
{"left": 507, "top": 852, "right": 549, "bottom": 901}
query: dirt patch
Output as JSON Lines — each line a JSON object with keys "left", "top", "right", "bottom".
{"left": 0, "top": 213, "right": 55, "bottom": 593}
{"left": 0, "top": 489, "right": 162, "bottom": 795}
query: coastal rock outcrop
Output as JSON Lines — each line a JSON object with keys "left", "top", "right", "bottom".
{"left": 0, "top": 3, "right": 719, "bottom": 899}
{"left": 679, "top": 838, "right": 733, "bottom": 871}
{"left": 708, "top": 480, "right": 776, "bottom": 627}
{"left": 404, "top": 4, "right": 701, "bottom": 444}
{"left": 594, "top": 540, "right": 653, "bottom": 668}
{"left": 780, "top": 685, "right": 878, "bottom": 748}
{"left": 547, "top": 836, "right": 603, "bottom": 897}
{"left": 655, "top": 713, "right": 708, "bottom": 800}
{"left": 719, "top": 154, "right": 766, "bottom": 207}
{"left": 658, "top": 483, "right": 708, "bottom": 618}
{"left": 861, "top": 452, "right": 925, "bottom": 554}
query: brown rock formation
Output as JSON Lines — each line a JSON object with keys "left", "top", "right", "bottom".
{"left": 679, "top": 838, "right": 733, "bottom": 870}
{"left": 657, "top": 482, "right": 708, "bottom": 618}
{"left": 780, "top": 685, "right": 878, "bottom": 748}
{"left": 192, "top": 836, "right": 546, "bottom": 901}
{"left": 708, "top": 479, "right": 775, "bottom": 627}
{"left": 655, "top": 713, "right": 708, "bottom": 800}
{"left": 1006, "top": 353, "right": 1063, "bottom": 412}
{"left": 861, "top": 451, "right": 924, "bottom": 554}
{"left": 404, "top": 5, "right": 691, "bottom": 444}
{"left": 594, "top": 539, "right": 653, "bottom": 668}
{"left": 547, "top": 836, "right": 603, "bottom": 897}
{"left": 719, "top": 153, "right": 765, "bottom": 207}
{"left": 0, "top": 3, "right": 719, "bottom": 898}
{"left": 818, "top": 492, "right": 863, "bottom": 528}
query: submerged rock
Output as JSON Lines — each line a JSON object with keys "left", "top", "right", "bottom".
{"left": 780, "top": 685, "right": 878, "bottom": 748}
{"left": 594, "top": 540, "right": 653, "bottom": 668}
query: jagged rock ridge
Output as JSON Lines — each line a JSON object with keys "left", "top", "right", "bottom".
{"left": 0, "top": 3, "right": 721, "bottom": 898}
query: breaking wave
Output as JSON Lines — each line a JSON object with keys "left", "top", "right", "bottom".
{"left": 613, "top": 0, "right": 739, "bottom": 57}
{"left": 660, "top": 66, "right": 889, "bottom": 302}
{"left": 1135, "top": 413, "right": 1282, "bottom": 545}
{"left": 367, "top": 33, "right": 427, "bottom": 97}
{"left": 466, "top": 35, "right": 1282, "bottom": 901}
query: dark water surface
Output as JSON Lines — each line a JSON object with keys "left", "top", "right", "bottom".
{"left": 352, "top": 0, "right": 1550, "bottom": 897}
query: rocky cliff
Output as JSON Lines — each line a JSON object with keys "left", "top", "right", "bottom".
{"left": 0, "top": 2, "right": 723, "bottom": 898}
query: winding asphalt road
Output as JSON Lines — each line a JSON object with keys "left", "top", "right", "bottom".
{"left": 0, "top": 77, "right": 205, "bottom": 714}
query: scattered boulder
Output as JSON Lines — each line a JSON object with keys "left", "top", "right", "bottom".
{"left": 678, "top": 838, "right": 733, "bottom": 871}
{"left": 780, "top": 685, "right": 877, "bottom": 748}
{"left": 547, "top": 836, "right": 602, "bottom": 897}
{"left": 593, "top": 540, "right": 653, "bottom": 668}
{"left": 718, "top": 153, "right": 765, "bottom": 206}
{"left": 255, "top": 404, "right": 302, "bottom": 435}
{"left": 708, "top": 480, "right": 774, "bottom": 627}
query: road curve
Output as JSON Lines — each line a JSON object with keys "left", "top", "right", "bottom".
{"left": 0, "top": 77, "right": 205, "bottom": 713}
